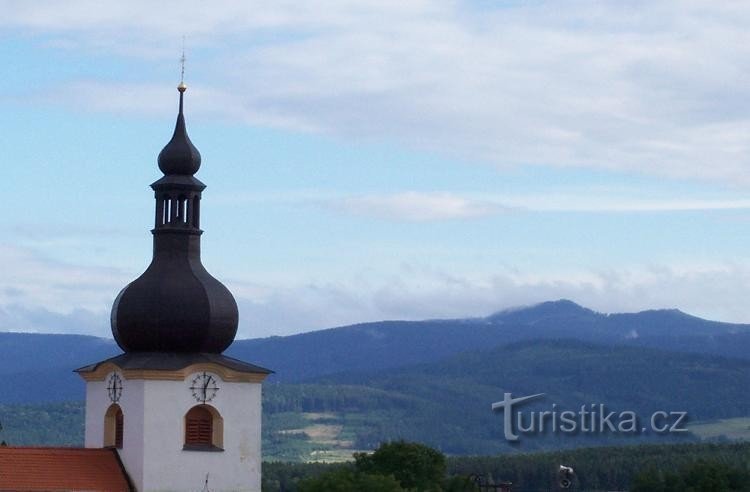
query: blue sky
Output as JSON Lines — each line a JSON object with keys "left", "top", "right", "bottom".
{"left": 1, "top": 1, "right": 750, "bottom": 338}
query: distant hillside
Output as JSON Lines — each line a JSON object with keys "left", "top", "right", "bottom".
{"left": 4, "top": 340, "right": 750, "bottom": 460}
{"left": 228, "top": 299, "right": 750, "bottom": 382}
{"left": 0, "top": 401, "right": 83, "bottom": 446}
{"left": 0, "top": 333, "right": 118, "bottom": 403}
{"left": 261, "top": 339, "right": 750, "bottom": 457}
{"left": 0, "top": 332, "right": 117, "bottom": 375}
{"left": 3, "top": 300, "right": 750, "bottom": 402}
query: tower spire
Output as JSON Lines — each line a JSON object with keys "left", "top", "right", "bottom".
{"left": 158, "top": 87, "right": 200, "bottom": 176}
{"left": 110, "top": 78, "right": 239, "bottom": 354}
{"left": 178, "top": 37, "right": 187, "bottom": 100}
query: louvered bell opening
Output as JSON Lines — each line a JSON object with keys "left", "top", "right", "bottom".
{"left": 115, "top": 409, "right": 124, "bottom": 449}
{"left": 185, "top": 406, "right": 213, "bottom": 446}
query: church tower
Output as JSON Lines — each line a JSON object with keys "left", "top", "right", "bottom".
{"left": 76, "top": 83, "right": 271, "bottom": 492}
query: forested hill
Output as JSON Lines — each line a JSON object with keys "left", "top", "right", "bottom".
{"left": 5, "top": 340, "right": 750, "bottom": 457}
{"left": 229, "top": 299, "right": 750, "bottom": 382}
{"left": 262, "top": 339, "right": 750, "bottom": 455}
{"left": 2, "top": 299, "right": 750, "bottom": 402}
{"left": 318, "top": 338, "right": 750, "bottom": 421}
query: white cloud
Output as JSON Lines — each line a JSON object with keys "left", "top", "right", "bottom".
{"left": 3, "top": 0, "right": 750, "bottom": 336}
{"left": 0, "top": 304, "right": 107, "bottom": 337}
{"left": 325, "top": 192, "right": 511, "bottom": 221}
{"left": 319, "top": 191, "right": 750, "bottom": 220}
{"left": 4, "top": 1, "right": 750, "bottom": 183}
{"left": 2, "top": 241, "right": 750, "bottom": 337}
{"left": 0, "top": 244, "right": 126, "bottom": 335}
{"left": 514, "top": 195, "right": 750, "bottom": 213}
{"left": 230, "top": 261, "right": 750, "bottom": 337}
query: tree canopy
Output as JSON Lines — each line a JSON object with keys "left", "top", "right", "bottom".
{"left": 298, "top": 440, "right": 457, "bottom": 491}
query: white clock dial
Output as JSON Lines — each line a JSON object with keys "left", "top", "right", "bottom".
{"left": 106, "top": 373, "right": 123, "bottom": 403}
{"left": 189, "top": 372, "right": 219, "bottom": 403}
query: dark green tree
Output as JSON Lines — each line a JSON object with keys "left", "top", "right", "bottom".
{"left": 442, "top": 475, "right": 480, "bottom": 492}
{"left": 681, "top": 461, "right": 746, "bottom": 492}
{"left": 297, "top": 468, "right": 404, "bottom": 492}
{"left": 355, "top": 440, "right": 447, "bottom": 491}
{"left": 630, "top": 468, "right": 667, "bottom": 492}
{"left": 631, "top": 461, "right": 750, "bottom": 492}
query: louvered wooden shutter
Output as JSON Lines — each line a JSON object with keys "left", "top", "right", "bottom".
{"left": 115, "top": 409, "right": 124, "bottom": 449}
{"left": 185, "top": 406, "right": 213, "bottom": 445}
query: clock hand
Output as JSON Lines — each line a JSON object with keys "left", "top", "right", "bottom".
{"left": 203, "top": 377, "right": 210, "bottom": 400}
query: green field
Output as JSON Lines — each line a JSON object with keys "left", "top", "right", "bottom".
{"left": 264, "top": 411, "right": 376, "bottom": 462}
{"left": 690, "top": 417, "right": 750, "bottom": 441}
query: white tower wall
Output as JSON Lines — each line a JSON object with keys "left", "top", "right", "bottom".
{"left": 84, "top": 365, "right": 263, "bottom": 492}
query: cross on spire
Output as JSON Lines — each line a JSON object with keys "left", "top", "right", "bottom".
{"left": 180, "top": 36, "right": 186, "bottom": 85}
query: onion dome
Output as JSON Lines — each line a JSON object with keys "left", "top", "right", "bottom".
{"left": 111, "top": 84, "right": 239, "bottom": 353}
{"left": 157, "top": 83, "right": 201, "bottom": 175}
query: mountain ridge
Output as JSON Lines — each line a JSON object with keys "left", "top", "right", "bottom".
{"left": 7, "top": 338, "right": 749, "bottom": 457}
{"left": 2, "top": 299, "right": 750, "bottom": 403}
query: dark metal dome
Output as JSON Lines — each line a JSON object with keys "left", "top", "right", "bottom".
{"left": 157, "top": 86, "right": 201, "bottom": 175}
{"left": 111, "top": 85, "right": 238, "bottom": 353}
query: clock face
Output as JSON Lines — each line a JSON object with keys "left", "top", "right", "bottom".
{"left": 189, "top": 372, "right": 219, "bottom": 403}
{"left": 106, "top": 373, "right": 123, "bottom": 403}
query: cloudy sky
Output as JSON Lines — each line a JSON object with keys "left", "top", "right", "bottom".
{"left": 1, "top": 0, "right": 750, "bottom": 339}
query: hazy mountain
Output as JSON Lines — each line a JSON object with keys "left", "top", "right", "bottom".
{"left": 6, "top": 340, "right": 750, "bottom": 457}
{"left": 0, "top": 333, "right": 118, "bottom": 375}
{"left": 262, "top": 339, "right": 750, "bottom": 455}
{"left": 228, "top": 299, "right": 750, "bottom": 382}
{"left": 0, "top": 333, "right": 118, "bottom": 404}
{"left": 2, "top": 300, "right": 750, "bottom": 403}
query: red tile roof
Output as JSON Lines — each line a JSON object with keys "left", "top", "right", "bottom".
{"left": 0, "top": 446, "right": 132, "bottom": 491}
